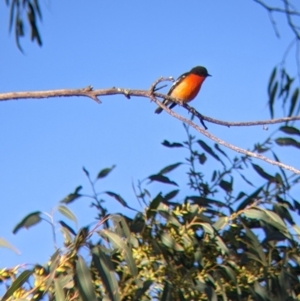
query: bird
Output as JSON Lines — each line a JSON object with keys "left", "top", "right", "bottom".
{"left": 154, "top": 66, "right": 211, "bottom": 114}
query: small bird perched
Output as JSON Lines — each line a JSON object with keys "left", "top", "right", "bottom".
{"left": 154, "top": 66, "right": 211, "bottom": 114}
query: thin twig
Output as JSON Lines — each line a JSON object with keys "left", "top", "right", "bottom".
{"left": 150, "top": 76, "right": 174, "bottom": 94}
{"left": 154, "top": 93, "right": 300, "bottom": 126}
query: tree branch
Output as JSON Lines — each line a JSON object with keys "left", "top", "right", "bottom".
{"left": 253, "top": 0, "right": 300, "bottom": 16}
{"left": 253, "top": 0, "right": 300, "bottom": 39}
{"left": 149, "top": 94, "right": 300, "bottom": 175}
{"left": 1, "top": 82, "right": 300, "bottom": 174}
{"left": 2, "top": 87, "right": 300, "bottom": 126}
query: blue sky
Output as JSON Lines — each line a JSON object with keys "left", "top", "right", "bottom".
{"left": 0, "top": 1, "right": 299, "bottom": 268}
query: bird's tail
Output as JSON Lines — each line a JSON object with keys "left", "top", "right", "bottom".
{"left": 154, "top": 106, "right": 163, "bottom": 114}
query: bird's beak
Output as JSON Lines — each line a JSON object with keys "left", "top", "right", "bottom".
{"left": 208, "top": 74, "right": 212, "bottom": 77}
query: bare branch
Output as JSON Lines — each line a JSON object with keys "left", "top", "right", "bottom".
{"left": 1, "top": 86, "right": 300, "bottom": 127}
{"left": 1, "top": 82, "right": 300, "bottom": 174}
{"left": 0, "top": 86, "right": 102, "bottom": 104}
{"left": 149, "top": 76, "right": 174, "bottom": 93}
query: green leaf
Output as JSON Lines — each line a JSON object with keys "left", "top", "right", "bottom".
{"left": 97, "top": 165, "right": 115, "bottom": 179}
{"left": 215, "top": 236, "right": 229, "bottom": 254}
{"left": 198, "top": 140, "right": 224, "bottom": 166}
{"left": 33, "top": 0, "right": 42, "bottom": 19}
{"left": 164, "top": 189, "right": 180, "bottom": 201}
{"left": 294, "top": 199, "right": 300, "bottom": 214}
{"left": 205, "top": 285, "right": 218, "bottom": 301}
{"left": 288, "top": 88, "right": 299, "bottom": 117}
{"left": 60, "top": 226, "right": 73, "bottom": 244}
{"left": 242, "top": 225, "right": 267, "bottom": 264}
{"left": 279, "top": 126, "right": 300, "bottom": 136}
{"left": 254, "top": 281, "right": 267, "bottom": 299}
{"left": 159, "top": 211, "right": 181, "bottom": 227}
{"left": 245, "top": 208, "right": 289, "bottom": 236}
{"left": 74, "top": 256, "right": 97, "bottom": 301}
{"left": 200, "top": 223, "right": 215, "bottom": 235}
{"left": 161, "top": 232, "right": 184, "bottom": 251}
{"left": 0, "top": 237, "right": 20, "bottom": 254}
{"left": 239, "top": 174, "right": 254, "bottom": 186}
{"left": 275, "top": 137, "right": 300, "bottom": 149}
{"left": 213, "top": 217, "right": 228, "bottom": 231}
{"left": 161, "top": 281, "right": 172, "bottom": 301}
{"left": 269, "top": 81, "right": 278, "bottom": 118}
{"left": 110, "top": 215, "right": 131, "bottom": 239}
{"left": 147, "top": 193, "right": 163, "bottom": 220}
{"left": 251, "top": 163, "right": 275, "bottom": 182}
{"left": 15, "top": 17, "right": 24, "bottom": 52}
{"left": 58, "top": 205, "right": 77, "bottom": 224}
{"left": 215, "top": 274, "right": 228, "bottom": 301}
{"left": 244, "top": 208, "right": 265, "bottom": 220}
{"left": 214, "top": 143, "right": 230, "bottom": 159}
{"left": 272, "top": 151, "right": 289, "bottom": 188}
{"left": 82, "top": 166, "right": 90, "bottom": 177}
{"left": 54, "top": 278, "right": 65, "bottom": 301}
{"left": 211, "top": 170, "right": 217, "bottom": 182}
{"left": 27, "top": 3, "right": 42, "bottom": 46}
{"left": 219, "top": 179, "right": 232, "bottom": 193}
{"left": 268, "top": 67, "right": 277, "bottom": 96}
{"left": 148, "top": 174, "right": 178, "bottom": 186}
{"left": 292, "top": 224, "right": 300, "bottom": 237}
{"left": 9, "top": 0, "right": 16, "bottom": 32}
{"left": 92, "top": 247, "right": 120, "bottom": 301}
{"left": 134, "top": 280, "right": 153, "bottom": 300}
{"left": 59, "top": 220, "right": 77, "bottom": 236}
{"left": 274, "top": 203, "right": 294, "bottom": 225}
{"left": 199, "top": 153, "right": 207, "bottom": 164}
{"left": 219, "top": 265, "right": 236, "bottom": 283}
{"left": 161, "top": 140, "right": 183, "bottom": 148}
{"left": 60, "top": 186, "right": 82, "bottom": 204}
{"left": 45, "top": 250, "right": 62, "bottom": 291}
{"left": 237, "top": 185, "right": 263, "bottom": 211}
{"left": 130, "top": 212, "right": 146, "bottom": 233}
{"left": 264, "top": 209, "right": 286, "bottom": 228}
{"left": 279, "top": 70, "right": 294, "bottom": 100}
{"left": 2, "top": 270, "right": 33, "bottom": 301}
{"left": 235, "top": 191, "right": 246, "bottom": 201}
{"left": 74, "top": 227, "right": 89, "bottom": 248}
{"left": 188, "top": 195, "right": 225, "bottom": 208}
{"left": 158, "top": 162, "right": 182, "bottom": 175}
{"left": 13, "top": 211, "right": 42, "bottom": 234}
{"left": 105, "top": 191, "right": 136, "bottom": 211}
{"left": 100, "top": 230, "right": 137, "bottom": 276}
{"left": 254, "top": 142, "right": 270, "bottom": 153}
{"left": 263, "top": 230, "right": 286, "bottom": 243}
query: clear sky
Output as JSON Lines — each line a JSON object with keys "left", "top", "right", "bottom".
{"left": 0, "top": 1, "right": 299, "bottom": 268}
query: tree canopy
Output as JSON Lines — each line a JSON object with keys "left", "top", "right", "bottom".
{"left": 2, "top": 1, "right": 300, "bottom": 301}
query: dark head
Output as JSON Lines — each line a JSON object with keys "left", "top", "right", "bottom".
{"left": 190, "top": 66, "right": 211, "bottom": 77}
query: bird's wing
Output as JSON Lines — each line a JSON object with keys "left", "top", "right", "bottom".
{"left": 167, "top": 72, "right": 189, "bottom": 96}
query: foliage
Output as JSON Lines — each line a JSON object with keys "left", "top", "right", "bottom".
{"left": 2, "top": 1, "right": 300, "bottom": 300}
{"left": 5, "top": 0, "right": 42, "bottom": 51}
{"left": 4, "top": 1, "right": 300, "bottom": 52}
{"left": 1, "top": 68, "right": 300, "bottom": 300}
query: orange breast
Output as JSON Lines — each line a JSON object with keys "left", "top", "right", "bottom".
{"left": 170, "top": 74, "right": 206, "bottom": 102}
